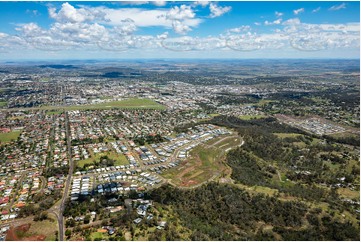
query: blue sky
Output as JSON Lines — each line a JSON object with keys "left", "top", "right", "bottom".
{"left": 0, "top": 1, "right": 359, "bottom": 60}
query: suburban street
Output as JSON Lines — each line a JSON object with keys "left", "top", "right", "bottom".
{"left": 57, "top": 111, "right": 74, "bottom": 241}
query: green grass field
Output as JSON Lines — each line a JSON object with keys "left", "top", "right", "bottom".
{"left": 77, "top": 151, "right": 129, "bottom": 168}
{"left": 0, "top": 130, "right": 21, "bottom": 143}
{"left": 3, "top": 98, "right": 165, "bottom": 111}
{"left": 0, "top": 101, "right": 7, "bottom": 107}
{"left": 90, "top": 231, "right": 109, "bottom": 240}
{"left": 42, "top": 98, "right": 165, "bottom": 111}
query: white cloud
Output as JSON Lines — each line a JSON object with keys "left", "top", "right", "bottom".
{"left": 283, "top": 18, "right": 301, "bottom": 26}
{"left": 26, "top": 9, "right": 40, "bottom": 16}
{"left": 293, "top": 8, "right": 304, "bottom": 15}
{"left": 99, "top": 7, "right": 201, "bottom": 30}
{"left": 120, "top": 1, "right": 149, "bottom": 6}
{"left": 227, "top": 25, "right": 251, "bottom": 33}
{"left": 152, "top": 1, "right": 167, "bottom": 7}
{"left": 264, "top": 19, "right": 282, "bottom": 26}
{"left": 165, "top": 5, "right": 200, "bottom": 34}
{"left": 166, "top": 5, "right": 195, "bottom": 21}
{"left": 209, "top": 3, "right": 231, "bottom": 18}
{"left": 254, "top": 22, "right": 261, "bottom": 26}
{"left": 47, "top": 2, "right": 203, "bottom": 35}
{"left": 194, "top": 1, "right": 209, "bottom": 7}
{"left": 113, "top": 19, "right": 137, "bottom": 35}
{"left": 329, "top": 3, "right": 346, "bottom": 11}
{"left": 3, "top": 2, "right": 359, "bottom": 56}
{"left": 161, "top": 36, "right": 225, "bottom": 51}
{"left": 275, "top": 11, "right": 283, "bottom": 17}
{"left": 16, "top": 22, "right": 46, "bottom": 37}
{"left": 49, "top": 2, "right": 106, "bottom": 23}
{"left": 280, "top": 20, "right": 360, "bottom": 51}
{"left": 156, "top": 32, "right": 168, "bottom": 39}
{"left": 312, "top": 7, "right": 321, "bottom": 13}
{"left": 172, "top": 20, "right": 192, "bottom": 35}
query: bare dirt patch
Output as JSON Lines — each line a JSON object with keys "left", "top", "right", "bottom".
{"left": 6, "top": 223, "right": 47, "bottom": 241}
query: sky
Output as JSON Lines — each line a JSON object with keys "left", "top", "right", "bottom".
{"left": 0, "top": 1, "right": 359, "bottom": 60}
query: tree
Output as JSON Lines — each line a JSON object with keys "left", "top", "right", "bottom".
{"left": 65, "top": 229, "right": 71, "bottom": 238}
{"left": 84, "top": 215, "right": 91, "bottom": 224}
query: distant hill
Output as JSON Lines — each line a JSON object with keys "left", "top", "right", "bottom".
{"left": 38, "top": 65, "right": 78, "bottom": 69}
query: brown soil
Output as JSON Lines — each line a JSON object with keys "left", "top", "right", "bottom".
{"left": 5, "top": 223, "right": 46, "bottom": 241}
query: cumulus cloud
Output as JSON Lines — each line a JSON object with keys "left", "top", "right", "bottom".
{"left": 227, "top": 25, "right": 251, "bottom": 33}
{"left": 152, "top": 1, "right": 167, "bottom": 7}
{"left": 172, "top": 20, "right": 192, "bottom": 35}
{"left": 120, "top": 1, "right": 149, "bottom": 6}
{"left": 49, "top": 2, "right": 106, "bottom": 23}
{"left": 312, "top": 7, "right": 321, "bottom": 13}
{"left": 194, "top": 1, "right": 209, "bottom": 7}
{"left": 281, "top": 19, "right": 359, "bottom": 51}
{"left": 293, "top": 8, "right": 304, "bottom": 15}
{"left": 161, "top": 36, "right": 225, "bottom": 51}
{"left": 113, "top": 19, "right": 137, "bottom": 35}
{"left": 264, "top": 19, "right": 282, "bottom": 26}
{"left": 165, "top": 5, "right": 199, "bottom": 34}
{"left": 283, "top": 18, "right": 301, "bottom": 26}
{"left": 156, "top": 32, "right": 168, "bottom": 39}
{"left": 329, "top": 3, "right": 346, "bottom": 11}
{"left": 2, "top": 2, "right": 359, "bottom": 55}
{"left": 226, "top": 33, "right": 263, "bottom": 51}
{"left": 166, "top": 5, "right": 195, "bottom": 21}
{"left": 209, "top": 3, "right": 231, "bottom": 18}
{"left": 275, "top": 11, "right": 283, "bottom": 17}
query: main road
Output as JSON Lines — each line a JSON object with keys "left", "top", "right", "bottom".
{"left": 57, "top": 111, "right": 74, "bottom": 241}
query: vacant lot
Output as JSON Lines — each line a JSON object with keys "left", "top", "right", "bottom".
{"left": 5, "top": 215, "right": 57, "bottom": 241}
{"left": 77, "top": 151, "right": 129, "bottom": 168}
{"left": 0, "top": 130, "right": 21, "bottom": 143}
{"left": 25, "top": 215, "right": 58, "bottom": 240}
{"left": 163, "top": 135, "right": 242, "bottom": 187}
